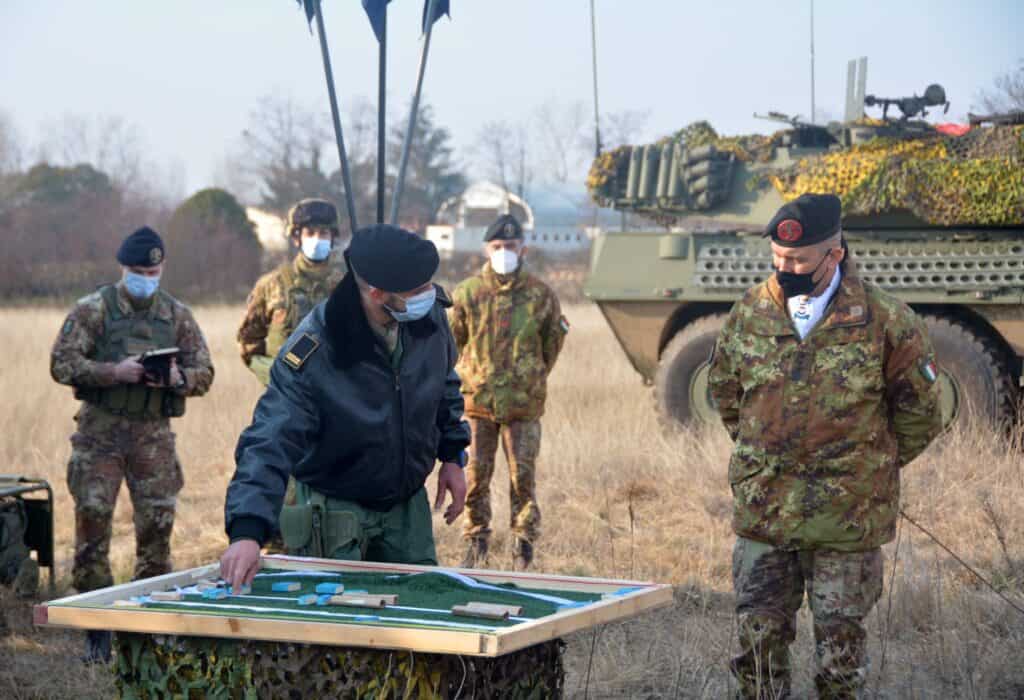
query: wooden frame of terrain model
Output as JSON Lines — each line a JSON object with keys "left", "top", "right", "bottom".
{"left": 34, "top": 555, "right": 673, "bottom": 657}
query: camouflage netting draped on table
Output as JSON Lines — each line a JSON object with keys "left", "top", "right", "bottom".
{"left": 114, "top": 633, "right": 565, "bottom": 699}
{"left": 588, "top": 121, "right": 1024, "bottom": 227}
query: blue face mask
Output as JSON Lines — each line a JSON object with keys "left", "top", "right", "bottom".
{"left": 124, "top": 271, "right": 160, "bottom": 299}
{"left": 386, "top": 287, "right": 436, "bottom": 323}
{"left": 301, "top": 237, "right": 332, "bottom": 262}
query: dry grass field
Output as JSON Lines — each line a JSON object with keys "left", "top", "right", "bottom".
{"left": 1, "top": 302, "right": 1022, "bottom": 698}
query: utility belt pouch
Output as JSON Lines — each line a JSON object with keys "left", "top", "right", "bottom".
{"left": 309, "top": 491, "right": 361, "bottom": 558}
{"left": 321, "top": 508, "right": 359, "bottom": 558}
{"left": 162, "top": 392, "right": 186, "bottom": 418}
{"left": 279, "top": 481, "right": 318, "bottom": 555}
{"left": 278, "top": 503, "right": 314, "bottom": 554}
{"left": 279, "top": 483, "right": 361, "bottom": 558}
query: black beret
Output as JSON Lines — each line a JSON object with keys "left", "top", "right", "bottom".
{"left": 764, "top": 193, "right": 842, "bottom": 248}
{"left": 484, "top": 214, "right": 524, "bottom": 242}
{"left": 116, "top": 226, "right": 165, "bottom": 267}
{"left": 348, "top": 224, "right": 439, "bottom": 292}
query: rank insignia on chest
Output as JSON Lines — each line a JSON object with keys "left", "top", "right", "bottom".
{"left": 920, "top": 358, "right": 938, "bottom": 383}
{"left": 283, "top": 333, "right": 320, "bottom": 370}
{"left": 559, "top": 316, "right": 571, "bottom": 333}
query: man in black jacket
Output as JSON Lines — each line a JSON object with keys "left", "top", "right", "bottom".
{"left": 221, "top": 224, "right": 471, "bottom": 589}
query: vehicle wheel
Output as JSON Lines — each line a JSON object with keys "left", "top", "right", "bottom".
{"left": 654, "top": 314, "right": 728, "bottom": 428}
{"left": 922, "top": 315, "right": 1018, "bottom": 430}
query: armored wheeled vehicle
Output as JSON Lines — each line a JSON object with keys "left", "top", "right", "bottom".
{"left": 585, "top": 61, "right": 1024, "bottom": 430}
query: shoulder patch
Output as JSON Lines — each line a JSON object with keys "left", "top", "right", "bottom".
{"left": 282, "top": 333, "right": 320, "bottom": 370}
{"left": 920, "top": 358, "right": 938, "bottom": 383}
{"left": 61, "top": 318, "right": 75, "bottom": 336}
{"left": 558, "top": 315, "right": 571, "bottom": 333}
{"left": 433, "top": 284, "right": 453, "bottom": 308}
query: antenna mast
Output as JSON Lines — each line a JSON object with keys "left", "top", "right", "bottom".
{"left": 590, "top": 0, "right": 602, "bottom": 156}
{"left": 810, "top": 0, "right": 816, "bottom": 124}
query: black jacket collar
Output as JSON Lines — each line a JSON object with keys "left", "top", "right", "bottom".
{"left": 323, "top": 271, "right": 439, "bottom": 369}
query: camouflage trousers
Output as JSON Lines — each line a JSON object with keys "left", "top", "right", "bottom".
{"left": 66, "top": 405, "right": 183, "bottom": 592}
{"left": 463, "top": 418, "right": 541, "bottom": 543}
{"left": 731, "top": 537, "right": 883, "bottom": 700}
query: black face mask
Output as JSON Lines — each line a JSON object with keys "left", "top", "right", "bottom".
{"left": 775, "top": 252, "right": 830, "bottom": 298}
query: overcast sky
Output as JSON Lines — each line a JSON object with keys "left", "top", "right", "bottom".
{"left": 2, "top": 1, "right": 1020, "bottom": 195}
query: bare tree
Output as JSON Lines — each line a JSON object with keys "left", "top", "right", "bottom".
{"left": 534, "top": 99, "right": 588, "bottom": 184}
{"left": 473, "top": 120, "right": 533, "bottom": 200}
{"left": 36, "top": 114, "right": 144, "bottom": 191}
{"left": 599, "top": 109, "right": 651, "bottom": 149}
{"left": 220, "top": 94, "right": 385, "bottom": 227}
{"left": 240, "top": 96, "right": 331, "bottom": 176}
{"left": 974, "top": 60, "right": 1024, "bottom": 113}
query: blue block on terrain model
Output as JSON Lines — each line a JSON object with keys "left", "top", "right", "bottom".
{"left": 272, "top": 582, "right": 302, "bottom": 593}
{"left": 202, "top": 588, "right": 228, "bottom": 600}
{"left": 297, "top": 594, "right": 319, "bottom": 606}
{"left": 315, "top": 583, "right": 344, "bottom": 594}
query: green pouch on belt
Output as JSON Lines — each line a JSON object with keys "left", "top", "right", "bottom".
{"left": 279, "top": 483, "right": 363, "bottom": 559}
{"left": 322, "top": 509, "right": 360, "bottom": 557}
{"left": 279, "top": 504, "right": 314, "bottom": 553}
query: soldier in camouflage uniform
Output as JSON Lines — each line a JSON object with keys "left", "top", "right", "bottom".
{"left": 448, "top": 215, "right": 569, "bottom": 569}
{"left": 237, "top": 198, "right": 347, "bottom": 384}
{"left": 708, "top": 194, "right": 942, "bottom": 699}
{"left": 50, "top": 227, "right": 214, "bottom": 661}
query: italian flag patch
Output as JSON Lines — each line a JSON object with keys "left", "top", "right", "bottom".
{"left": 920, "top": 359, "right": 938, "bottom": 383}
{"left": 559, "top": 316, "right": 571, "bottom": 333}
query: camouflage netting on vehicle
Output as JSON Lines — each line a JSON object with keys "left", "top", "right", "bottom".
{"left": 587, "top": 120, "right": 1024, "bottom": 226}
{"left": 668, "top": 121, "right": 783, "bottom": 163}
{"left": 769, "top": 125, "right": 1024, "bottom": 226}
{"left": 114, "top": 632, "right": 565, "bottom": 699}
{"left": 586, "top": 146, "right": 630, "bottom": 201}
{"left": 586, "top": 122, "right": 781, "bottom": 205}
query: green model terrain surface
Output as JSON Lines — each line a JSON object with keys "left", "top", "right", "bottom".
{"left": 66, "top": 569, "right": 607, "bottom": 631}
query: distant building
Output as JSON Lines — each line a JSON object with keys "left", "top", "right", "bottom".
{"left": 246, "top": 207, "right": 288, "bottom": 252}
{"left": 426, "top": 182, "right": 592, "bottom": 258}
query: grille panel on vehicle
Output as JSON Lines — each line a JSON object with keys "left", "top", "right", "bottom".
{"left": 694, "top": 244, "right": 1024, "bottom": 291}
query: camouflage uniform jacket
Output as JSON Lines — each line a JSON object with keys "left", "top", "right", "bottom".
{"left": 50, "top": 282, "right": 214, "bottom": 402}
{"left": 237, "top": 254, "right": 345, "bottom": 382}
{"left": 449, "top": 263, "right": 568, "bottom": 423}
{"left": 708, "top": 270, "right": 941, "bottom": 552}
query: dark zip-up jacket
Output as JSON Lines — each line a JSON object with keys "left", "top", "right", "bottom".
{"left": 225, "top": 272, "right": 471, "bottom": 545}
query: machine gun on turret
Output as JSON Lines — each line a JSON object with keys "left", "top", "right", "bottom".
{"left": 753, "top": 111, "right": 815, "bottom": 129}
{"left": 864, "top": 84, "right": 949, "bottom": 121}
{"left": 752, "top": 111, "right": 838, "bottom": 148}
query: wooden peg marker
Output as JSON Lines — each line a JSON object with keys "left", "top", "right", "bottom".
{"left": 327, "top": 594, "right": 396, "bottom": 608}
{"left": 452, "top": 604, "right": 508, "bottom": 620}
{"left": 149, "top": 591, "right": 184, "bottom": 602}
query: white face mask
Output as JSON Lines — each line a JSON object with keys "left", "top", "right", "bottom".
{"left": 490, "top": 248, "right": 519, "bottom": 275}
{"left": 386, "top": 287, "right": 437, "bottom": 323}
{"left": 301, "top": 237, "right": 332, "bottom": 262}
{"left": 124, "top": 271, "right": 161, "bottom": 299}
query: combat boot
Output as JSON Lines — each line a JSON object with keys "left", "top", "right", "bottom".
{"left": 460, "top": 538, "right": 489, "bottom": 568}
{"left": 512, "top": 538, "right": 534, "bottom": 570}
{"left": 82, "top": 630, "right": 112, "bottom": 664}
